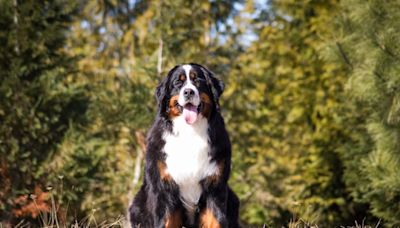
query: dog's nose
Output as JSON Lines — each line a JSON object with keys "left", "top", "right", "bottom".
{"left": 183, "top": 88, "right": 195, "bottom": 99}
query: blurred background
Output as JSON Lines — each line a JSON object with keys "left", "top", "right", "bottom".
{"left": 1, "top": 0, "right": 400, "bottom": 227}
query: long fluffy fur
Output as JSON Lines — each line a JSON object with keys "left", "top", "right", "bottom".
{"left": 129, "top": 63, "right": 240, "bottom": 228}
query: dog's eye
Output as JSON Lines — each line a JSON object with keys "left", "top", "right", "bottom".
{"left": 179, "top": 74, "right": 186, "bottom": 81}
{"left": 174, "top": 79, "right": 183, "bottom": 87}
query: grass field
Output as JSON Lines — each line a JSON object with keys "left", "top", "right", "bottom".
{"left": 1, "top": 195, "right": 380, "bottom": 228}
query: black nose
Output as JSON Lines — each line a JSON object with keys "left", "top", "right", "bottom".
{"left": 183, "top": 88, "right": 195, "bottom": 98}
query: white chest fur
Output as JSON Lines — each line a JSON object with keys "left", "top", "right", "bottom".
{"left": 163, "top": 115, "right": 218, "bottom": 212}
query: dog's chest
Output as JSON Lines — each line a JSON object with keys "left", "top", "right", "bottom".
{"left": 163, "top": 116, "right": 217, "bottom": 208}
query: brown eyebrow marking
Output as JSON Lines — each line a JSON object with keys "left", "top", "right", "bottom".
{"left": 189, "top": 72, "right": 196, "bottom": 80}
{"left": 179, "top": 74, "right": 186, "bottom": 81}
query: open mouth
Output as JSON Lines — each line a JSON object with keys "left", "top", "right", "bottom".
{"left": 182, "top": 103, "right": 200, "bottom": 125}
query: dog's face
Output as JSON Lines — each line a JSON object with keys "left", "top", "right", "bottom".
{"left": 156, "top": 64, "right": 224, "bottom": 124}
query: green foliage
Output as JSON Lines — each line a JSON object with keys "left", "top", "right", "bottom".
{"left": 1, "top": 0, "right": 241, "bottom": 225}
{"left": 0, "top": 0, "right": 83, "bottom": 222}
{"left": 2, "top": 0, "right": 400, "bottom": 227}
{"left": 62, "top": 0, "right": 240, "bottom": 220}
{"left": 329, "top": 0, "right": 400, "bottom": 226}
{"left": 225, "top": 0, "right": 368, "bottom": 226}
{"left": 0, "top": 0, "right": 154, "bottom": 223}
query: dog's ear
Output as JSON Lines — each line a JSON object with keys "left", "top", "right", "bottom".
{"left": 199, "top": 65, "right": 224, "bottom": 110}
{"left": 155, "top": 77, "right": 168, "bottom": 106}
{"left": 211, "top": 74, "right": 225, "bottom": 98}
{"left": 155, "top": 65, "right": 180, "bottom": 112}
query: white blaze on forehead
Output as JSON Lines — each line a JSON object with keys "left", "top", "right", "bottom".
{"left": 182, "top": 64, "right": 192, "bottom": 78}
{"left": 178, "top": 64, "right": 200, "bottom": 106}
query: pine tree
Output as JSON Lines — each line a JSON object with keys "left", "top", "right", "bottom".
{"left": 0, "top": 0, "right": 82, "bottom": 224}
{"left": 225, "top": 0, "right": 366, "bottom": 225}
{"left": 329, "top": 0, "right": 400, "bottom": 226}
{"left": 48, "top": 0, "right": 242, "bottom": 221}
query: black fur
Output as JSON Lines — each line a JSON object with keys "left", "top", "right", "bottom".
{"left": 129, "top": 63, "right": 240, "bottom": 228}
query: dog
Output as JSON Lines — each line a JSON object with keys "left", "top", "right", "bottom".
{"left": 129, "top": 63, "right": 240, "bottom": 228}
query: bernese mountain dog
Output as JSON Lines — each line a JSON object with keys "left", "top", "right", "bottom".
{"left": 129, "top": 63, "right": 240, "bottom": 228}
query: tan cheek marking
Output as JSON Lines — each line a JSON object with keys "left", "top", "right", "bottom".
{"left": 165, "top": 209, "right": 182, "bottom": 228}
{"left": 200, "top": 93, "right": 212, "bottom": 118}
{"left": 157, "top": 161, "right": 172, "bottom": 182}
{"left": 200, "top": 208, "right": 221, "bottom": 228}
{"left": 168, "top": 95, "right": 181, "bottom": 118}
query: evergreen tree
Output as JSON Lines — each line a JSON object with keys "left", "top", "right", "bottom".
{"left": 0, "top": 0, "right": 83, "bottom": 224}
{"left": 329, "top": 0, "right": 400, "bottom": 226}
{"left": 5, "top": 0, "right": 399, "bottom": 226}
{"left": 225, "top": 0, "right": 366, "bottom": 225}
{"left": 51, "top": 0, "right": 242, "bottom": 221}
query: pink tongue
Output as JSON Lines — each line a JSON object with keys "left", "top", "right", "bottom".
{"left": 183, "top": 104, "right": 198, "bottom": 124}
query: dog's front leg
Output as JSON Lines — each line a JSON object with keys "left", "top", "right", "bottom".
{"left": 153, "top": 209, "right": 183, "bottom": 228}
{"left": 150, "top": 191, "right": 183, "bottom": 228}
{"left": 150, "top": 176, "right": 182, "bottom": 228}
{"left": 164, "top": 208, "right": 183, "bottom": 228}
{"left": 198, "top": 187, "right": 229, "bottom": 228}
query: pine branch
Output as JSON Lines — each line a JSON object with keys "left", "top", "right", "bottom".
{"left": 336, "top": 42, "right": 353, "bottom": 69}
{"left": 373, "top": 32, "right": 399, "bottom": 61}
{"left": 373, "top": 70, "right": 386, "bottom": 82}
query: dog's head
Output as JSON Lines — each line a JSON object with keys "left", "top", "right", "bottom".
{"left": 155, "top": 63, "right": 224, "bottom": 124}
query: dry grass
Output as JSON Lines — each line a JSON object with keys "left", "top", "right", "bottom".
{"left": 1, "top": 193, "right": 127, "bottom": 228}
{"left": 286, "top": 217, "right": 381, "bottom": 228}
{"left": 1, "top": 193, "right": 381, "bottom": 228}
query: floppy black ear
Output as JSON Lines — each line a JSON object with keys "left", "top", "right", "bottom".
{"left": 199, "top": 65, "right": 224, "bottom": 97}
{"left": 210, "top": 74, "right": 224, "bottom": 98}
{"left": 155, "top": 77, "right": 168, "bottom": 106}
{"left": 199, "top": 65, "right": 224, "bottom": 111}
{"left": 155, "top": 65, "right": 179, "bottom": 112}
